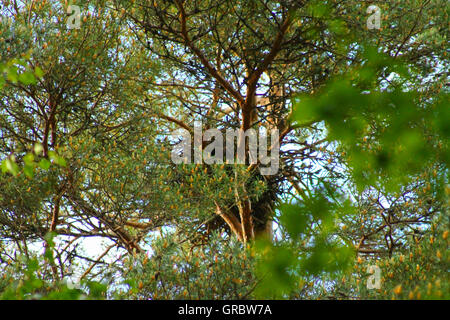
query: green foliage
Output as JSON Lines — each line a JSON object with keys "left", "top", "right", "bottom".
{"left": 0, "top": 233, "right": 106, "bottom": 300}
{"left": 0, "top": 53, "right": 65, "bottom": 178}
{"left": 293, "top": 45, "right": 448, "bottom": 192}
{"left": 0, "top": 56, "right": 42, "bottom": 88}
{"left": 254, "top": 185, "right": 355, "bottom": 299}
{"left": 121, "top": 232, "right": 256, "bottom": 300}
{"left": 0, "top": 0, "right": 448, "bottom": 300}
{"left": 1, "top": 142, "right": 66, "bottom": 178}
{"left": 336, "top": 210, "right": 449, "bottom": 300}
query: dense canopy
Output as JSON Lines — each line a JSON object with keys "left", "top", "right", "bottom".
{"left": 0, "top": 0, "right": 448, "bottom": 300}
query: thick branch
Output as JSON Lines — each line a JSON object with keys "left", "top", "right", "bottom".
{"left": 214, "top": 201, "right": 243, "bottom": 242}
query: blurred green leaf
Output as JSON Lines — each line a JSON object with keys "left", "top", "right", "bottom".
{"left": 18, "top": 71, "right": 36, "bottom": 85}
{"left": 39, "top": 158, "right": 51, "bottom": 170}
